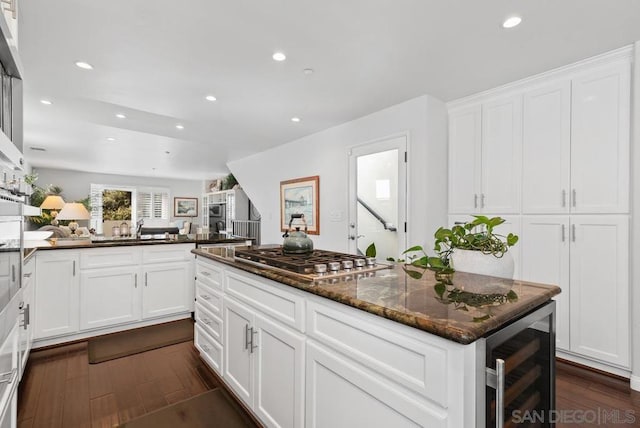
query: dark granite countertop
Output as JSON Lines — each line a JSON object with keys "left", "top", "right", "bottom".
{"left": 193, "top": 246, "right": 561, "bottom": 345}
{"left": 30, "top": 234, "right": 251, "bottom": 251}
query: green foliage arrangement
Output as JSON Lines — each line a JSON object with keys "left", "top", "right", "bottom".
{"left": 403, "top": 215, "right": 519, "bottom": 274}
{"left": 29, "top": 184, "right": 64, "bottom": 226}
{"left": 221, "top": 173, "right": 238, "bottom": 190}
{"left": 102, "top": 190, "right": 131, "bottom": 221}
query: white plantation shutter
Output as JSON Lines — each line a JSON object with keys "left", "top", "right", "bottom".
{"left": 138, "top": 187, "right": 170, "bottom": 223}
{"left": 89, "top": 184, "right": 105, "bottom": 233}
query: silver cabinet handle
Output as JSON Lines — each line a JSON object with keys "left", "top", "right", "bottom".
{"left": 572, "top": 189, "right": 576, "bottom": 208}
{"left": 134, "top": 273, "right": 138, "bottom": 288}
{"left": 0, "top": 368, "right": 17, "bottom": 385}
{"left": 73, "top": 261, "right": 76, "bottom": 276}
{"left": 145, "top": 272, "right": 148, "bottom": 287}
{"left": 562, "top": 190, "right": 566, "bottom": 208}
{"left": 486, "top": 358, "right": 505, "bottom": 428}
{"left": 201, "top": 344, "right": 211, "bottom": 352}
{"left": 200, "top": 294, "right": 210, "bottom": 301}
{"left": 561, "top": 224, "right": 566, "bottom": 242}
{"left": 201, "top": 317, "right": 211, "bottom": 325}
{"left": 250, "top": 327, "right": 258, "bottom": 353}
{"left": 11, "top": 265, "right": 15, "bottom": 283}
{"left": 474, "top": 194, "right": 478, "bottom": 209}
{"left": 572, "top": 224, "right": 576, "bottom": 242}
{"left": 481, "top": 193, "right": 485, "bottom": 208}
{"left": 23, "top": 272, "right": 32, "bottom": 278}
{"left": 200, "top": 271, "right": 211, "bottom": 277}
{"left": 244, "top": 324, "right": 250, "bottom": 350}
{"left": 20, "top": 304, "right": 30, "bottom": 330}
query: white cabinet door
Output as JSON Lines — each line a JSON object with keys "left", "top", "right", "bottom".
{"left": 448, "top": 105, "right": 481, "bottom": 214}
{"left": 253, "top": 313, "right": 305, "bottom": 428}
{"left": 571, "top": 62, "right": 630, "bottom": 213}
{"left": 223, "top": 297, "right": 254, "bottom": 407}
{"left": 521, "top": 216, "right": 570, "bottom": 350}
{"left": 142, "top": 262, "right": 191, "bottom": 319}
{"left": 569, "top": 216, "right": 629, "bottom": 367}
{"left": 481, "top": 95, "right": 522, "bottom": 213}
{"left": 305, "top": 340, "right": 445, "bottom": 428}
{"left": 34, "top": 252, "right": 80, "bottom": 339}
{"left": 80, "top": 266, "right": 142, "bottom": 330}
{"left": 522, "top": 81, "right": 571, "bottom": 213}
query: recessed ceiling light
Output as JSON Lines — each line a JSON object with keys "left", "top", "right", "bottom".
{"left": 205, "top": 95, "right": 217, "bottom": 102}
{"left": 106, "top": 137, "right": 116, "bottom": 142}
{"left": 502, "top": 16, "right": 522, "bottom": 29}
{"left": 176, "top": 124, "right": 184, "bottom": 130}
{"left": 291, "top": 117, "right": 301, "bottom": 123}
{"left": 272, "top": 52, "right": 286, "bottom": 61}
{"left": 29, "top": 146, "right": 47, "bottom": 152}
{"left": 115, "top": 113, "right": 126, "bottom": 119}
{"left": 75, "top": 61, "right": 93, "bottom": 70}
{"left": 303, "top": 68, "right": 314, "bottom": 75}
{"left": 165, "top": 151, "right": 170, "bottom": 154}
{"left": 40, "top": 99, "right": 52, "bottom": 105}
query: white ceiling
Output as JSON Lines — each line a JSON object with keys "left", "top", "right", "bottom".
{"left": 18, "top": 0, "right": 640, "bottom": 180}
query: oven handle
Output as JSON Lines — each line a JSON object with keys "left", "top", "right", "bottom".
{"left": 485, "top": 358, "right": 506, "bottom": 428}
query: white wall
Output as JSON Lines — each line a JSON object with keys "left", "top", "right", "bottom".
{"left": 32, "top": 167, "right": 204, "bottom": 224}
{"left": 228, "top": 94, "right": 448, "bottom": 253}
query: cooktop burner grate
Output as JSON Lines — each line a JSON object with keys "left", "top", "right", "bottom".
{"left": 234, "top": 247, "right": 372, "bottom": 274}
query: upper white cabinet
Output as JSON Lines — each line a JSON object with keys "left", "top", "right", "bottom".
{"left": 522, "top": 81, "right": 572, "bottom": 213}
{"left": 570, "top": 61, "right": 630, "bottom": 214}
{"left": 448, "top": 105, "right": 481, "bottom": 214}
{"left": 448, "top": 95, "right": 522, "bottom": 214}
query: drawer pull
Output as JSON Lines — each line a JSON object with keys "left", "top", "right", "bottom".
{"left": 201, "top": 344, "right": 211, "bottom": 352}
{"left": 23, "top": 272, "right": 32, "bottom": 278}
{"left": 200, "top": 294, "right": 211, "bottom": 301}
{"left": 201, "top": 317, "right": 211, "bottom": 325}
{"left": 200, "top": 271, "right": 211, "bottom": 277}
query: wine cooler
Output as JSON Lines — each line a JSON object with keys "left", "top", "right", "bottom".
{"left": 481, "top": 301, "right": 556, "bottom": 428}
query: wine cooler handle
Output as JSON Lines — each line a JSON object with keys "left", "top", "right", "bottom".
{"left": 496, "top": 358, "right": 505, "bottom": 428}
{"left": 486, "top": 358, "right": 506, "bottom": 428}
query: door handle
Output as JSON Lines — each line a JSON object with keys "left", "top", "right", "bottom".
{"left": 348, "top": 234, "right": 364, "bottom": 241}
{"left": 200, "top": 271, "right": 211, "bottom": 277}
{"left": 486, "top": 358, "right": 505, "bottom": 428}
{"left": 572, "top": 224, "right": 576, "bottom": 242}
{"left": 572, "top": 189, "right": 576, "bottom": 208}
{"left": 73, "top": 261, "right": 76, "bottom": 276}
{"left": 11, "top": 265, "right": 15, "bottom": 283}
{"left": 561, "top": 224, "right": 566, "bottom": 242}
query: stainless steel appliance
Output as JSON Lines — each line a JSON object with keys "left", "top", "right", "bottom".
{"left": 480, "top": 301, "right": 555, "bottom": 428}
{"left": 234, "top": 246, "right": 388, "bottom": 281}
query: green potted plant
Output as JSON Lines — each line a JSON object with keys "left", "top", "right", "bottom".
{"left": 404, "top": 215, "right": 519, "bottom": 279}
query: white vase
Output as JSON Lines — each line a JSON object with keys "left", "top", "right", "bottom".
{"left": 450, "top": 249, "right": 514, "bottom": 279}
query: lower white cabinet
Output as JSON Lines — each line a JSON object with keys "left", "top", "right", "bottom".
{"left": 34, "top": 251, "right": 80, "bottom": 339}
{"left": 18, "top": 258, "right": 35, "bottom": 378}
{"left": 142, "top": 262, "right": 192, "bottom": 319}
{"left": 306, "top": 340, "right": 446, "bottom": 428}
{"left": 521, "top": 215, "right": 629, "bottom": 368}
{"left": 80, "top": 266, "right": 142, "bottom": 330}
{"left": 223, "top": 295, "right": 305, "bottom": 428}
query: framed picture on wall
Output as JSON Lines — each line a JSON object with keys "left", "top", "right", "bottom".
{"left": 174, "top": 197, "right": 198, "bottom": 217}
{"left": 280, "top": 175, "right": 320, "bottom": 235}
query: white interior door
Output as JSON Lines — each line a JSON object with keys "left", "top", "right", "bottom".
{"left": 348, "top": 135, "right": 407, "bottom": 261}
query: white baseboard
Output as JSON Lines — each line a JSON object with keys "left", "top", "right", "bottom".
{"left": 556, "top": 350, "right": 631, "bottom": 378}
{"left": 630, "top": 375, "right": 640, "bottom": 392}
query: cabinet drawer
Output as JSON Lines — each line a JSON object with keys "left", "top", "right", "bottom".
{"left": 80, "top": 247, "right": 142, "bottom": 269}
{"left": 196, "top": 260, "right": 223, "bottom": 291}
{"left": 195, "top": 281, "right": 222, "bottom": 316}
{"left": 225, "top": 270, "right": 304, "bottom": 332}
{"left": 195, "top": 302, "right": 222, "bottom": 343}
{"left": 195, "top": 324, "right": 223, "bottom": 376}
{"left": 142, "top": 244, "right": 194, "bottom": 263}
{"left": 307, "top": 299, "right": 449, "bottom": 407}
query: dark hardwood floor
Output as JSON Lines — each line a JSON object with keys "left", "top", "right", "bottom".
{"left": 18, "top": 340, "right": 221, "bottom": 428}
{"left": 18, "top": 340, "right": 640, "bottom": 427}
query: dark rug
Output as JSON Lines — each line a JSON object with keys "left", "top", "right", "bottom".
{"left": 88, "top": 319, "right": 194, "bottom": 364}
{"left": 118, "top": 388, "right": 257, "bottom": 428}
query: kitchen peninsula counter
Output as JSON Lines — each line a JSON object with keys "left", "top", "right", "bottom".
{"left": 31, "top": 233, "right": 250, "bottom": 251}
{"left": 192, "top": 246, "right": 560, "bottom": 344}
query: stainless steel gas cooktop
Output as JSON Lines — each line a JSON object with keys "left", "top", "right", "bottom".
{"left": 233, "top": 246, "right": 389, "bottom": 281}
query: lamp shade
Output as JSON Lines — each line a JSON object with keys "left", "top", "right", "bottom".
{"left": 56, "top": 202, "right": 91, "bottom": 220}
{"left": 40, "top": 195, "right": 66, "bottom": 210}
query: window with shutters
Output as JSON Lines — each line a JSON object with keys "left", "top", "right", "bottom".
{"left": 89, "top": 184, "right": 170, "bottom": 234}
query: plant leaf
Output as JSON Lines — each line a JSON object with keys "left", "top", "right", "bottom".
{"left": 402, "top": 245, "right": 424, "bottom": 254}
{"left": 365, "top": 243, "right": 377, "bottom": 258}
{"left": 402, "top": 267, "right": 424, "bottom": 280}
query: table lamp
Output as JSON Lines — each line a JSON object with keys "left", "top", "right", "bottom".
{"left": 56, "top": 202, "right": 91, "bottom": 236}
{"left": 40, "top": 195, "right": 66, "bottom": 226}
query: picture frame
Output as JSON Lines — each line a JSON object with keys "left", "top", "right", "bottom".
{"left": 174, "top": 197, "right": 198, "bottom": 217}
{"left": 280, "top": 175, "right": 320, "bottom": 235}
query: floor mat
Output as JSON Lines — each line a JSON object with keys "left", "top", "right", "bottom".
{"left": 88, "top": 318, "right": 194, "bottom": 364}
